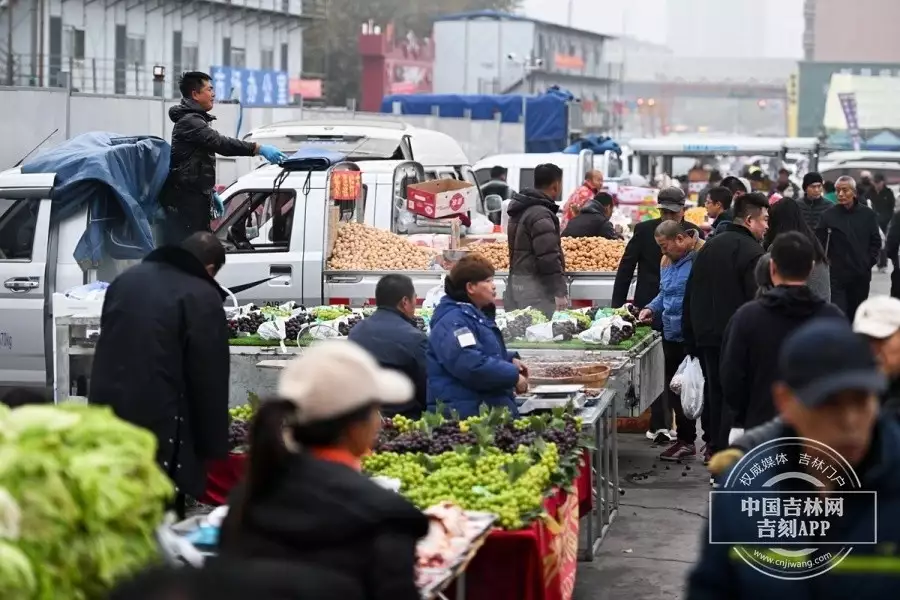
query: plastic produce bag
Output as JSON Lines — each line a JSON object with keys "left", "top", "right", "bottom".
{"left": 468, "top": 213, "right": 495, "bottom": 235}
{"left": 257, "top": 318, "right": 286, "bottom": 341}
{"left": 422, "top": 277, "right": 446, "bottom": 310}
{"left": 680, "top": 357, "right": 705, "bottom": 420}
{"left": 525, "top": 322, "right": 555, "bottom": 343}
{"left": 669, "top": 356, "right": 689, "bottom": 395}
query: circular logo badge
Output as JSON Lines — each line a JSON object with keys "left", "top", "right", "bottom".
{"left": 717, "top": 437, "right": 865, "bottom": 580}
{"left": 449, "top": 192, "right": 466, "bottom": 212}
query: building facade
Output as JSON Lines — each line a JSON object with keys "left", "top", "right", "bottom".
{"left": 804, "top": 0, "right": 900, "bottom": 62}
{"left": 433, "top": 11, "right": 619, "bottom": 126}
{"left": 1, "top": 0, "right": 321, "bottom": 98}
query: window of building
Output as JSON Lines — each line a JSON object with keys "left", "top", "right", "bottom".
{"left": 231, "top": 47, "right": 247, "bottom": 68}
{"left": 0, "top": 198, "right": 39, "bottom": 261}
{"left": 126, "top": 35, "right": 145, "bottom": 65}
{"left": 260, "top": 48, "right": 274, "bottom": 71}
{"left": 182, "top": 45, "right": 198, "bottom": 70}
{"left": 63, "top": 27, "right": 85, "bottom": 60}
{"left": 214, "top": 190, "right": 297, "bottom": 252}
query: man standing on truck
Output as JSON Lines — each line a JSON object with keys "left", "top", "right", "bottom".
{"left": 506, "top": 163, "right": 568, "bottom": 318}
{"left": 89, "top": 232, "right": 231, "bottom": 518}
{"left": 158, "top": 71, "right": 287, "bottom": 245}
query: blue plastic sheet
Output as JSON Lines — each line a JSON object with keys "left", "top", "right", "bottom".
{"left": 22, "top": 132, "right": 170, "bottom": 266}
{"left": 380, "top": 87, "right": 573, "bottom": 153}
{"left": 563, "top": 134, "right": 622, "bottom": 155}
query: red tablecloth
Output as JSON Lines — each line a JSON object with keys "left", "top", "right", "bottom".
{"left": 575, "top": 451, "right": 593, "bottom": 518}
{"left": 449, "top": 487, "right": 580, "bottom": 600}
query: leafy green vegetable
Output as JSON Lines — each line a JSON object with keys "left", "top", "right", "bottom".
{"left": 0, "top": 404, "right": 173, "bottom": 599}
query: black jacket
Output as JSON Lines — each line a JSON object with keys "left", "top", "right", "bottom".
{"left": 561, "top": 202, "right": 618, "bottom": 239}
{"left": 690, "top": 416, "right": 900, "bottom": 600}
{"left": 683, "top": 223, "right": 764, "bottom": 349}
{"left": 219, "top": 455, "right": 428, "bottom": 600}
{"left": 815, "top": 201, "right": 882, "bottom": 284}
{"left": 506, "top": 189, "right": 566, "bottom": 315}
{"left": 796, "top": 194, "right": 831, "bottom": 230}
{"left": 89, "top": 247, "right": 230, "bottom": 498}
{"left": 869, "top": 186, "right": 896, "bottom": 229}
{"left": 611, "top": 218, "right": 703, "bottom": 308}
{"left": 720, "top": 285, "right": 845, "bottom": 429}
{"left": 708, "top": 209, "right": 733, "bottom": 238}
{"left": 886, "top": 210, "right": 900, "bottom": 268}
{"left": 161, "top": 99, "right": 257, "bottom": 230}
{"left": 348, "top": 308, "right": 427, "bottom": 419}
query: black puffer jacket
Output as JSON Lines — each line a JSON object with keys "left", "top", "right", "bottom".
{"left": 683, "top": 223, "right": 764, "bottom": 349}
{"left": 219, "top": 455, "right": 428, "bottom": 600}
{"left": 720, "top": 285, "right": 845, "bottom": 429}
{"left": 796, "top": 194, "right": 830, "bottom": 230}
{"left": 506, "top": 189, "right": 566, "bottom": 316}
{"left": 89, "top": 246, "right": 230, "bottom": 498}
{"left": 161, "top": 99, "right": 257, "bottom": 229}
{"left": 561, "top": 201, "right": 618, "bottom": 239}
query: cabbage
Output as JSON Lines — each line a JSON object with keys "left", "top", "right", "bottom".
{"left": 0, "top": 404, "right": 173, "bottom": 599}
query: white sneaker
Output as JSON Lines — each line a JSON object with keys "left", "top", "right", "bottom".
{"left": 647, "top": 429, "right": 675, "bottom": 443}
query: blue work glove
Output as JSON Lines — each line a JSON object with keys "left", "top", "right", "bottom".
{"left": 259, "top": 144, "right": 287, "bottom": 165}
{"left": 212, "top": 192, "right": 225, "bottom": 218}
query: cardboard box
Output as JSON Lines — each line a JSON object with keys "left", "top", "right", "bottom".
{"left": 406, "top": 179, "right": 478, "bottom": 219}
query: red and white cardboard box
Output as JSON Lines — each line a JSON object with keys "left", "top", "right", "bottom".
{"left": 406, "top": 180, "right": 478, "bottom": 219}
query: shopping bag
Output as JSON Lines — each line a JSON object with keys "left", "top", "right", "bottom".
{"left": 680, "top": 356, "right": 705, "bottom": 420}
{"left": 669, "top": 356, "right": 690, "bottom": 395}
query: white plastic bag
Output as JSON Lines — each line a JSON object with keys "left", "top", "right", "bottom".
{"left": 525, "top": 322, "right": 556, "bottom": 343}
{"left": 577, "top": 317, "right": 614, "bottom": 344}
{"left": 680, "top": 357, "right": 705, "bottom": 420}
{"left": 422, "top": 278, "right": 446, "bottom": 310}
{"left": 468, "top": 213, "right": 495, "bottom": 235}
{"left": 257, "top": 318, "right": 287, "bottom": 341}
{"left": 670, "top": 356, "right": 690, "bottom": 395}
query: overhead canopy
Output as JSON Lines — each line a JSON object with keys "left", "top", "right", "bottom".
{"left": 22, "top": 132, "right": 169, "bottom": 266}
{"left": 381, "top": 87, "right": 574, "bottom": 153}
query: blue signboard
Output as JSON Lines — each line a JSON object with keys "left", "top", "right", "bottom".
{"left": 210, "top": 66, "right": 290, "bottom": 107}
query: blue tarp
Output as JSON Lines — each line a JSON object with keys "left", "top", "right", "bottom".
{"left": 563, "top": 134, "right": 622, "bottom": 155}
{"left": 22, "top": 132, "right": 170, "bottom": 266}
{"left": 381, "top": 87, "right": 573, "bottom": 153}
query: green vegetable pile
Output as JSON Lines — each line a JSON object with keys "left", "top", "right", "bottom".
{"left": 0, "top": 404, "right": 173, "bottom": 600}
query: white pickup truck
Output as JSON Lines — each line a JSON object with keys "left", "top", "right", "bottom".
{"left": 0, "top": 120, "right": 626, "bottom": 389}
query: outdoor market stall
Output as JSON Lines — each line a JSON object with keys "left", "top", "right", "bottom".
{"left": 206, "top": 403, "right": 599, "bottom": 600}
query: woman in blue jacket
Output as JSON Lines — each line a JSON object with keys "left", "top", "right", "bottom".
{"left": 426, "top": 254, "right": 528, "bottom": 418}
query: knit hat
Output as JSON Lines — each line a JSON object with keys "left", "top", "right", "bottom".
{"left": 802, "top": 172, "right": 824, "bottom": 191}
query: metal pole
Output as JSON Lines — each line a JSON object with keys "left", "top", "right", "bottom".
{"left": 567, "top": 0, "right": 574, "bottom": 27}
{"left": 6, "top": 0, "right": 13, "bottom": 85}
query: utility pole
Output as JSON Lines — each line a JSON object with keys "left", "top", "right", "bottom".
{"left": 567, "top": 0, "right": 574, "bottom": 27}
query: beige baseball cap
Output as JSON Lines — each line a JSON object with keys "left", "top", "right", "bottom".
{"left": 853, "top": 296, "right": 900, "bottom": 340}
{"left": 277, "top": 340, "right": 413, "bottom": 424}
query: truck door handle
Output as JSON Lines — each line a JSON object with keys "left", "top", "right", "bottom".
{"left": 4, "top": 277, "right": 39, "bottom": 292}
{"left": 270, "top": 265, "right": 291, "bottom": 276}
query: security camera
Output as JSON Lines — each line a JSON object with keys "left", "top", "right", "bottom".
{"left": 507, "top": 53, "right": 518, "bottom": 61}
{"left": 534, "top": 58, "right": 544, "bottom": 67}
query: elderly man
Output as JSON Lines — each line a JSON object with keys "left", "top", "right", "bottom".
{"left": 560, "top": 169, "right": 604, "bottom": 231}
{"left": 638, "top": 221, "right": 704, "bottom": 459}
{"left": 815, "top": 175, "right": 882, "bottom": 320}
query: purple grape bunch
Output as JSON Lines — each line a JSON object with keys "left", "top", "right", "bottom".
{"left": 493, "top": 423, "right": 538, "bottom": 453}
{"left": 375, "top": 421, "right": 476, "bottom": 454}
{"left": 542, "top": 415, "right": 581, "bottom": 456}
{"left": 228, "top": 419, "right": 250, "bottom": 451}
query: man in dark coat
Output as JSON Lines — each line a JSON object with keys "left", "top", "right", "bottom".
{"left": 796, "top": 171, "right": 830, "bottom": 230}
{"left": 611, "top": 187, "right": 702, "bottom": 308}
{"left": 689, "top": 320, "right": 900, "bottom": 600}
{"left": 561, "top": 192, "right": 620, "bottom": 240}
{"left": 348, "top": 274, "right": 427, "bottom": 419}
{"left": 683, "top": 192, "right": 768, "bottom": 460}
{"left": 89, "top": 232, "right": 230, "bottom": 516}
{"left": 506, "top": 163, "right": 567, "bottom": 318}
{"left": 159, "top": 71, "right": 286, "bottom": 245}
{"left": 720, "top": 231, "right": 844, "bottom": 437}
{"left": 868, "top": 173, "right": 895, "bottom": 270}
{"left": 704, "top": 185, "right": 733, "bottom": 238}
{"left": 815, "top": 175, "right": 881, "bottom": 321}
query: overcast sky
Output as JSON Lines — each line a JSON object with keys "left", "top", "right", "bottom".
{"left": 520, "top": 0, "right": 804, "bottom": 59}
